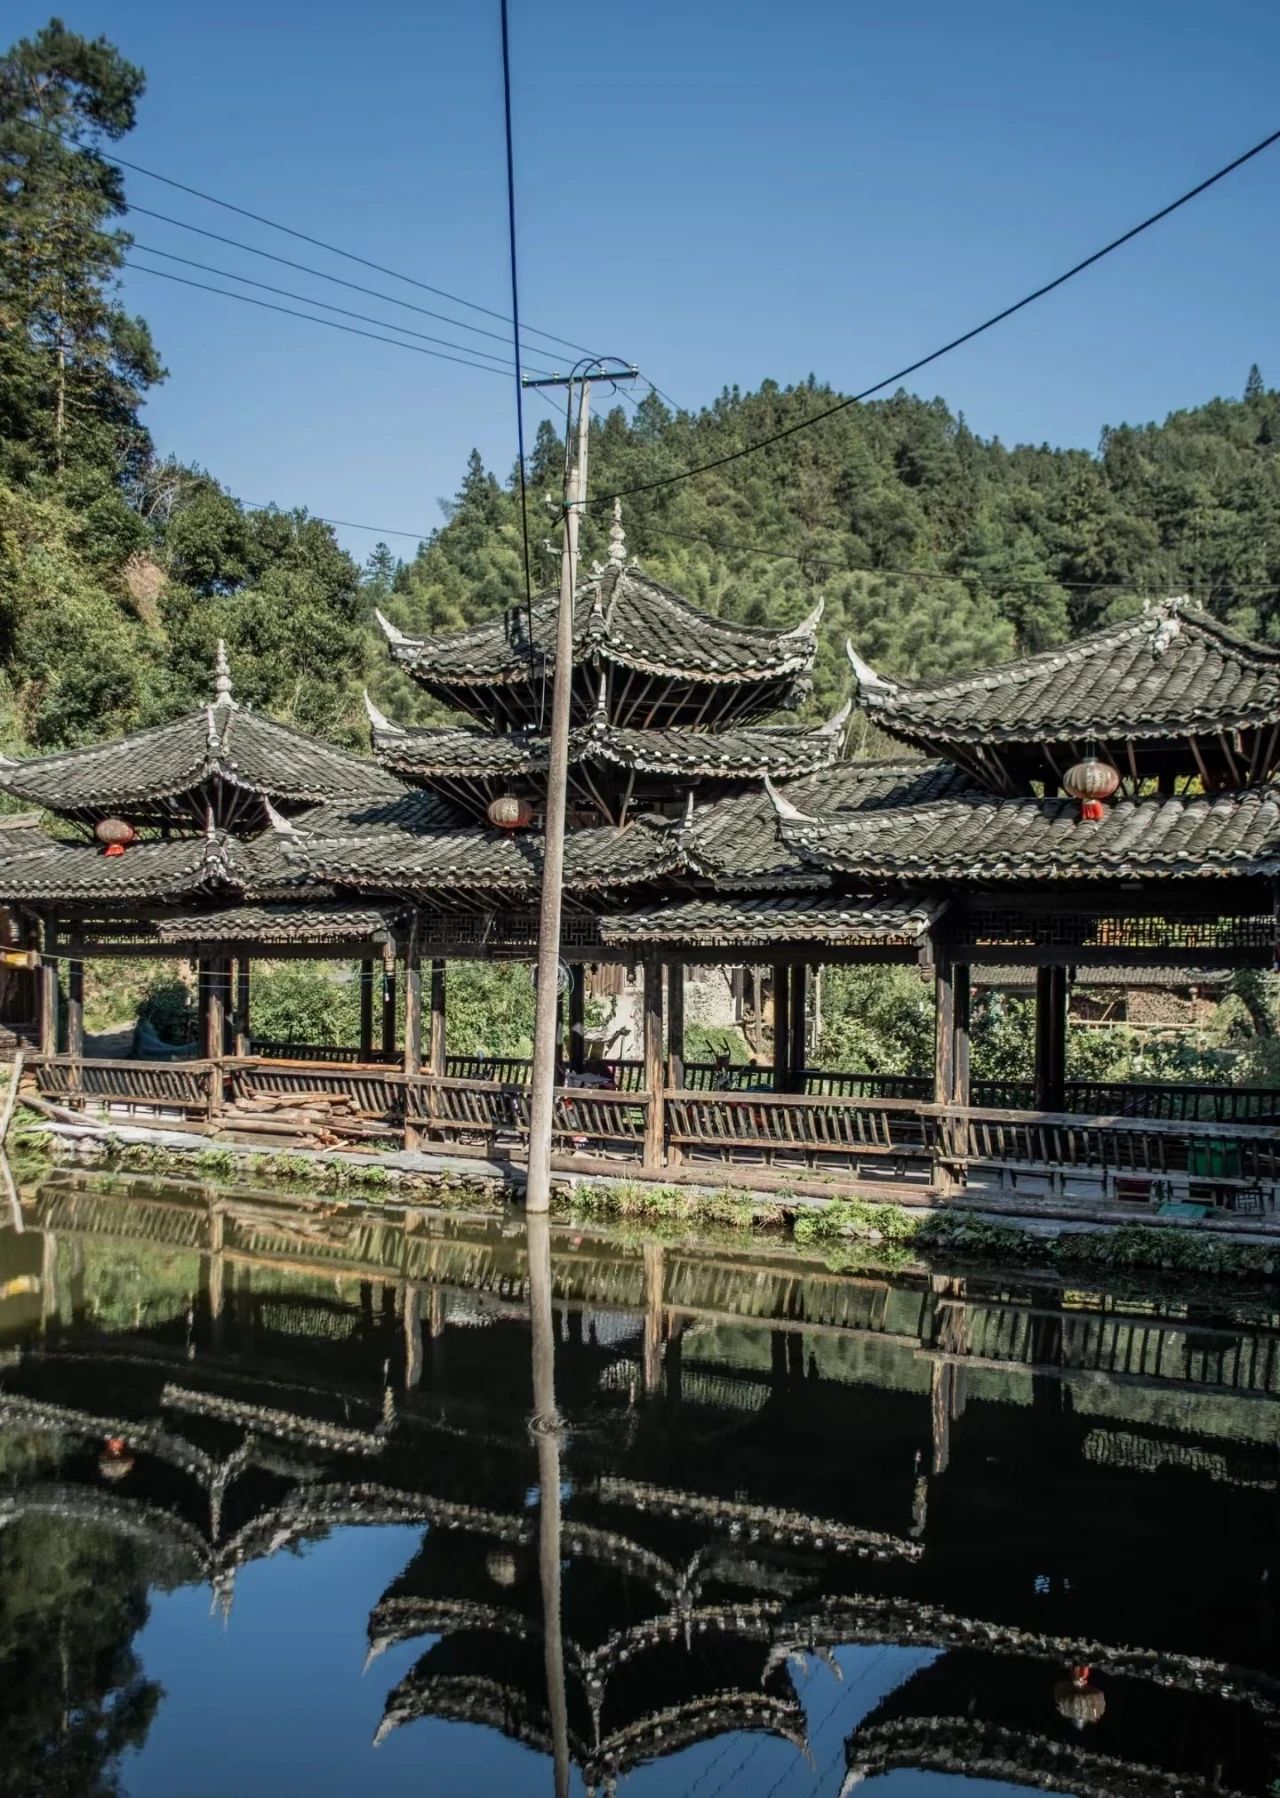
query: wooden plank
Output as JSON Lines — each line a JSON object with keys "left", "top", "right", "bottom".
{"left": 643, "top": 957, "right": 664, "bottom": 1170}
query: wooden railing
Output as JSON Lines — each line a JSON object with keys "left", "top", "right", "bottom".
{"left": 442, "top": 1054, "right": 647, "bottom": 1092}
{"left": 665, "top": 1089, "right": 930, "bottom": 1179}
{"left": 925, "top": 1103, "right": 1280, "bottom": 1201}
{"left": 26, "top": 1053, "right": 1280, "bottom": 1208}
{"left": 252, "top": 1041, "right": 400, "bottom": 1066}
{"left": 406, "top": 1075, "right": 648, "bottom": 1157}
{"left": 34, "top": 1054, "right": 214, "bottom": 1116}
{"left": 1061, "top": 1080, "right": 1280, "bottom": 1122}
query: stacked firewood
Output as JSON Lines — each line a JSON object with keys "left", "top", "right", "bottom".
{"left": 224, "top": 1090, "right": 386, "bottom": 1148}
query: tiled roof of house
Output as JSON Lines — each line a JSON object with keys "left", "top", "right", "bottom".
{"left": 599, "top": 894, "right": 943, "bottom": 947}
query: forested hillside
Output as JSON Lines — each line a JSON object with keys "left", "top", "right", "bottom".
{"left": 4, "top": 19, "right": 1280, "bottom": 759}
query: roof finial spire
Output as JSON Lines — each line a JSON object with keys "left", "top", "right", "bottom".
{"left": 213, "top": 639, "right": 233, "bottom": 703}
{"left": 607, "top": 497, "right": 626, "bottom": 568}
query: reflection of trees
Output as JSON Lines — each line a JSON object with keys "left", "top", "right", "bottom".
{"left": 0, "top": 1508, "right": 162, "bottom": 1796}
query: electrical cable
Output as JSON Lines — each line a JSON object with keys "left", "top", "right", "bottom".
{"left": 123, "top": 260, "right": 534, "bottom": 377}
{"left": 129, "top": 241, "right": 555, "bottom": 374}
{"left": 591, "top": 125, "right": 1280, "bottom": 506}
{"left": 499, "top": 0, "right": 538, "bottom": 686}
{"left": 78, "top": 134, "right": 603, "bottom": 358}
{"left": 125, "top": 201, "right": 569, "bottom": 361}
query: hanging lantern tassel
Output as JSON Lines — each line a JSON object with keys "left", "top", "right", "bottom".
{"left": 1062, "top": 758, "right": 1120, "bottom": 821}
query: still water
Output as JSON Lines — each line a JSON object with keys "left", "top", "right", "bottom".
{"left": 1, "top": 1173, "right": 1278, "bottom": 1798}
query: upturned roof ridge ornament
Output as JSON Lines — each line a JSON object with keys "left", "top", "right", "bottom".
{"left": 782, "top": 595, "right": 824, "bottom": 639}
{"left": 763, "top": 773, "right": 816, "bottom": 823}
{"left": 846, "top": 640, "right": 897, "bottom": 693}
{"left": 1143, "top": 594, "right": 1190, "bottom": 656}
{"left": 819, "top": 696, "right": 853, "bottom": 736}
{"left": 607, "top": 497, "right": 627, "bottom": 568}
{"left": 213, "top": 638, "right": 234, "bottom": 704}
{"left": 263, "top": 796, "right": 300, "bottom": 835}
{"left": 374, "top": 607, "right": 412, "bottom": 647}
{"left": 362, "top": 689, "right": 405, "bottom": 738}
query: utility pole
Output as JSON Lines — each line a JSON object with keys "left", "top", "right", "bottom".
{"left": 521, "top": 359, "right": 638, "bottom": 1212}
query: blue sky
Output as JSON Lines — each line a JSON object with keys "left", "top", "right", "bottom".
{"left": 13, "top": 0, "right": 1280, "bottom": 558}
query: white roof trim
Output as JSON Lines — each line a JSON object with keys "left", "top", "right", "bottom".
{"left": 846, "top": 640, "right": 896, "bottom": 694}
{"left": 763, "top": 773, "right": 816, "bottom": 823}
{"left": 363, "top": 689, "right": 405, "bottom": 738}
{"left": 782, "top": 595, "right": 824, "bottom": 639}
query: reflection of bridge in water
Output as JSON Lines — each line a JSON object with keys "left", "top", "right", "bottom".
{"left": 2, "top": 1173, "right": 1279, "bottom": 1795}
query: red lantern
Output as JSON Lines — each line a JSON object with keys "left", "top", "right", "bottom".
{"left": 98, "top": 1434, "right": 135, "bottom": 1482}
{"left": 1054, "top": 1665, "right": 1106, "bottom": 1729}
{"left": 487, "top": 794, "right": 534, "bottom": 831}
{"left": 1062, "top": 758, "right": 1120, "bottom": 821}
{"left": 94, "top": 817, "right": 137, "bottom": 857}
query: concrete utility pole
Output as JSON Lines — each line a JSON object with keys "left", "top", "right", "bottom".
{"left": 521, "top": 360, "right": 637, "bottom": 1213}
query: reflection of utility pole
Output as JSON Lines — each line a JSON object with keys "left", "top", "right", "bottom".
{"left": 522, "top": 361, "right": 638, "bottom": 1214}
{"left": 527, "top": 1210, "right": 570, "bottom": 1798}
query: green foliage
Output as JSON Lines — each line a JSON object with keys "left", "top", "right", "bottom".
{"left": 446, "top": 962, "right": 536, "bottom": 1057}
{"left": 815, "top": 965, "right": 934, "bottom": 1074}
{"left": 248, "top": 961, "right": 361, "bottom": 1047}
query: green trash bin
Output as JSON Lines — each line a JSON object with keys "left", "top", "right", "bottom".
{"left": 1188, "top": 1138, "right": 1242, "bottom": 1178}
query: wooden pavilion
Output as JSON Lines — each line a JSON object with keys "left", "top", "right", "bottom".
{"left": 4, "top": 532, "right": 1280, "bottom": 1211}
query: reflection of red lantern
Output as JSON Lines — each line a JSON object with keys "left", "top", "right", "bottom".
{"left": 1063, "top": 759, "right": 1120, "bottom": 822}
{"left": 486, "top": 795, "right": 534, "bottom": 831}
{"left": 98, "top": 1435, "right": 135, "bottom": 1482}
{"left": 94, "top": 818, "right": 137, "bottom": 858}
{"left": 1054, "top": 1664, "right": 1106, "bottom": 1729}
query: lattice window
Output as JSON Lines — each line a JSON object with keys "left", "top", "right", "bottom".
{"left": 967, "top": 910, "right": 1274, "bottom": 951}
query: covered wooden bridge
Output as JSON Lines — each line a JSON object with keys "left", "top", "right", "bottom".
{"left": 3, "top": 536, "right": 1280, "bottom": 1214}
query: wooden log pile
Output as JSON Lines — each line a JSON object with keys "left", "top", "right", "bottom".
{"left": 224, "top": 1090, "right": 392, "bottom": 1149}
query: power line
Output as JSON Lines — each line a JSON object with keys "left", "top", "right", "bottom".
{"left": 592, "top": 125, "right": 1280, "bottom": 507}
{"left": 124, "top": 260, "right": 531, "bottom": 377}
{"left": 84, "top": 136, "right": 603, "bottom": 359}
{"left": 499, "top": 0, "right": 537, "bottom": 679}
{"left": 125, "top": 201, "right": 567, "bottom": 361}
{"left": 129, "top": 242, "right": 555, "bottom": 374}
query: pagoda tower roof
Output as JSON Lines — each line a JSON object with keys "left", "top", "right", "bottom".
{"left": 376, "top": 527, "right": 823, "bottom": 729}
{"left": 0, "top": 642, "right": 399, "bottom": 828}
{"left": 847, "top": 600, "right": 1280, "bottom": 792}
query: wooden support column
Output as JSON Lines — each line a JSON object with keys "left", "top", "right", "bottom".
{"left": 932, "top": 957, "right": 956, "bottom": 1195}
{"left": 358, "top": 960, "right": 374, "bottom": 1061}
{"left": 381, "top": 966, "right": 397, "bottom": 1058}
{"left": 567, "top": 963, "right": 585, "bottom": 1074}
{"left": 1034, "top": 965, "right": 1069, "bottom": 1112}
{"left": 403, "top": 944, "right": 423, "bottom": 1151}
{"left": 38, "top": 924, "right": 58, "bottom": 1057}
{"left": 642, "top": 955, "right": 665, "bottom": 1170}
{"left": 667, "top": 960, "right": 685, "bottom": 1088}
{"left": 428, "top": 960, "right": 446, "bottom": 1075}
{"left": 788, "top": 962, "right": 809, "bottom": 1093}
{"left": 233, "top": 957, "right": 251, "bottom": 1057}
{"left": 66, "top": 958, "right": 84, "bottom": 1061}
{"left": 953, "top": 962, "right": 971, "bottom": 1107}
{"left": 933, "top": 958, "right": 955, "bottom": 1103}
{"left": 771, "top": 963, "right": 790, "bottom": 1090}
{"left": 642, "top": 1241, "right": 665, "bottom": 1395}
{"left": 204, "top": 959, "right": 226, "bottom": 1120}
{"left": 402, "top": 1283, "right": 423, "bottom": 1390}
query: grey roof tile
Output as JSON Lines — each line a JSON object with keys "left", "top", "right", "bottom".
{"left": 384, "top": 564, "right": 819, "bottom": 688}
{"left": 854, "top": 602, "right": 1280, "bottom": 748}
{"left": 599, "top": 895, "right": 943, "bottom": 947}
{"left": 789, "top": 788, "right": 1280, "bottom": 881}
{"left": 0, "top": 699, "right": 400, "bottom": 816}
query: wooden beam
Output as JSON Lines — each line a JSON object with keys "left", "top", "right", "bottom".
{"left": 38, "top": 939, "right": 58, "bottom": 1058}
{"left": 932, "top": 959, "right": 955, "bottom": 1107}
{"left": 642, "top": 955, "right": 664, "bottom": 1170}
{"left": 403, "top": 951, "right": 423, "bottom": 1079}
{"left": 428, "top": 960, "right": 447, "bottom": 1075}
{"left": 204, "top": 959, "right": 226, "bottom": 1120}
{"left": 358, "top": 960, "right": 375, "bottom": 1061}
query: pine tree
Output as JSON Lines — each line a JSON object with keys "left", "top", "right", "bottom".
{"left": 1245, "top": 364, "right": 1265, "bottom": 402}
{"left": 0, "top": 19, "right": 164, "bottom": 487}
